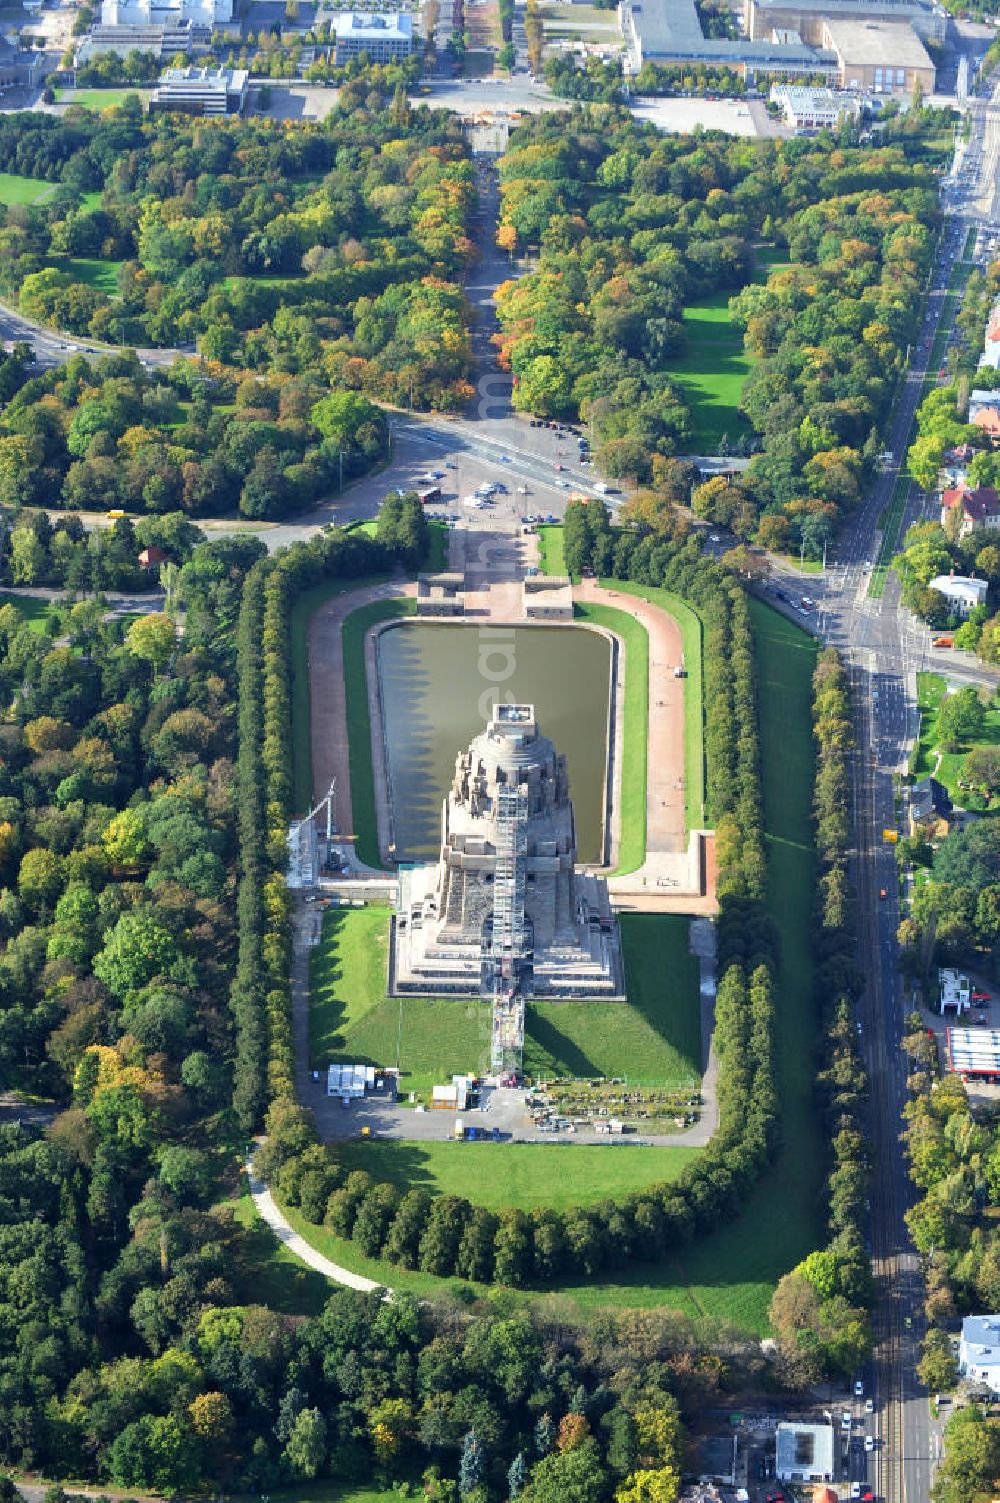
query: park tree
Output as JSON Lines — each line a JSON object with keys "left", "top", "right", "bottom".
{"left": 125, "top": 612, "right": 176, "bottom": 672}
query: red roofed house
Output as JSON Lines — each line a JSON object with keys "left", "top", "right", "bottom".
{"left": 137, "top": 546, "right": 168, "bottom": 569}
{"left": 941, "top": 486, "right": 1000, "bottom": 538}
{"left": 973, "top": 407, "right": 1000, "bottom": 444}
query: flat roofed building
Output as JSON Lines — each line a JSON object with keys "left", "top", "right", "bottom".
{"left": 947, "top": 1027, "right": 1000, "bottom": 1080}
{"left": 775, "top": 1423, "right": 835, "bottom": 1484}
{"left": 960, "top": 1315, "right": 1000, "bottom": 1392}
{"left": 619, "top": 0, "right": 835, "bottom": 74}
{"left": 821, "top": 17, "right": 935, "bottom": 93}
{"left": 928, "top": 573, "right": 988, "bottom": 617}
{"left": 150, "top": 64, "right": 248, "bottom": 114}
{"left": 745, "top": 0, "right": 945, "bottom": 45}
{"left": 333, "top": 12, "right": 414, "bottom": 64}
{"left": 771, "top": 83, "right": 861, "bottom": 129}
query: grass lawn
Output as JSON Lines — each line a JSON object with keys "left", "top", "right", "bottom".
{"left": 229, "top": 1189, "right": 333, "bottom": 1317}
{"left": 911, "top": 671, "right": 1000, "bottom": 807}
{"left": 548, "top": 602, "right": 823, "bottom": 1330}
{"left": 0, "top": 172, "right": 56, "bottom": 206}
{"left": 594, "top": 580, "right": 707, "bottom": 828}
{"left": 574, "top": 601, "right": 648, "bottom": 873}
{"left": 333, "top": 1139, "right": 697, "bottom": 1211}
{"left": 310, "top": 907, "right": 701, "bottom": 1093}
{"left": 55, "top": 88, "right": 145, "bottom": 109}
{"left": 0, "top": 592, "right": 56, "bottom": 632}
{"left": 342, "top": 596, "right": 415, "bottom": 867}
{"left": 668, "top": 292, "right": 754, "bottom": 453}
{"left": 537, "top": 524, "right": 566, "bottom": 577}
{"left": 62, "top": 256, "right": 121, "bottom": 297}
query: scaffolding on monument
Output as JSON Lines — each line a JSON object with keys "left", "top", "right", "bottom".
{"left": 488, "top": 782, "right": 528, "bottom": 1077}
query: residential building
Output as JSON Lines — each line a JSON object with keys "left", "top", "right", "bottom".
{"left": 940, "top": 968, "right": 971, "bottom": 1016}
{"left": 908, "top": 775, "right": 950, "bottom": 839}
{"left": 149, "top": 65, "right": 248, "bottom": 115}
{"left": 770, "top": 84, "right": 861, "bottom": 130}
{"left": 332, "top": 12, "right": 414, "bottom": 65}
{"left": 821, "top": 17, "right": 936, "bottom": 94}
{"left": 959, "top": 1315, "right": 1000, "bottom": 1392}
{"left": 981, "top": 311, "right": 1000, "bottom": 369}
{"left": 774, "top": 1423, "right": 835, "bottom": 1484}
{"left": 969, "top": 390, "right": 1000, "bottom": 419}
{"left": 928, "top": 573, "right": 989, "bottom": 616}
{"left": 973, "top": 407, "right": 1000, "bottom": 444}
{"left": 744, "top": 0, "right": 946, "bottom": 45}
{"left": 940, "top": 486, "right": 1000, "bottom": 538}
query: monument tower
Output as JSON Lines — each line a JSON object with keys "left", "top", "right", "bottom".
{"left": 392, "top": 705, "right": 622, "bottom": 1058}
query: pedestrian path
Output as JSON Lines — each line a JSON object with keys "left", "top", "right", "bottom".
{"left": 245, "top": 1155, "right": 391, "bottom": 1297}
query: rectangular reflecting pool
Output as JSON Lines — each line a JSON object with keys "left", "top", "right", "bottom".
{"left": 376, "top": 622, "right": 612, "bottom": 863}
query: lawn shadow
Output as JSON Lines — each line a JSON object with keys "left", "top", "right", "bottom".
{"left": 523, "top": 1007, "right": 599, "bottom": 1078}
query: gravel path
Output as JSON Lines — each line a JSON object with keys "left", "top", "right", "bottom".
{"left": 246, "top": 1154, "right": 390, "bottom": 1296}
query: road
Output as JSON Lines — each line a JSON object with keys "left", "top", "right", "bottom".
{"left": 749, "top": 71, "right": 1000, "bottom": 1503}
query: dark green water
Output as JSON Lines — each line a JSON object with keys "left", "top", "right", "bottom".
{"left": 377, "top": 622, "right": 611, "bottom": 863}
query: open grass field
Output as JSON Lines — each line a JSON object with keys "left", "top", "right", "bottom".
{"left": 56, "top": 88, "right": 146, "bottom": 109}
{"left": 342, "top": 596, "right": 415, "bottom": 867}
{"left": 911, "top": 671, "right": 1000, "bottom": 808}
{"left": 574, "top": 600, "right": 648, "bottom": 872}
{"left": 334, "top": 1139, "right": 697, "bottom": 1211}
{"left": 537, "top": 524, "right": 566, "bottom": 577}
{"left": 0, "top": 592, "right": 55, "bottom": 633}
{"left": 310, "top": 906, "right": 701, "bottom": 1093}
{"left": 669, "top": 292, "right": 754, "bottom": 453}
{"left": 0, "top": 173, "right": 56, "bottom": 206}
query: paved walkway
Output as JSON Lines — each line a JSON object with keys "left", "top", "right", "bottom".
{"left": 575, "top": 579, "right": 718, "bottom": 914}
{"left": 245, "top": 1153, "right": 389, "bottom": 1295}
{"left": 307, "top": 577, "right": 413, "bottom": 857}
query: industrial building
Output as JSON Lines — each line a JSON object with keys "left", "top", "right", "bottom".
{"left": 770, "top": 84, "right": 861, "bottom": 130}
{"left": 946, "top": 1027, "right": 1000, "bottom": 1081}
{"left": 774, "top": 1422, "right": 835, "bottom": 1484}
{"left": 960, "top": 1315, "right": 1000, "bottom": 1392}
{"left": 79, "top": 0, "right": 229, "bottom": 58}
{"left": 620, "top": 0, "right": 937, "bottom": 89}
{"left": 821, "top": 17, "right": 935, "bottom": 94}
{"left": 744, "top": 0, "right": 945, "bottom": 45}
{"left": 149, "top": 65, "right": 249, "bottom": 115}
{"left": 332, "top": 12, "right": 414, "bottom": 65}
{"left": 0, "top": 38, "right": 44, "bottom": 91}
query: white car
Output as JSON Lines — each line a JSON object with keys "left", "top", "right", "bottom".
{"left": 865, "top": 1398, "right": 874, "bottom": 1413}
{"left": 864, "top": 1436, "right": 875, "bottom": 1453}
{"left": 854, "top": 1380, "right": 864, "bottom": 1397}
